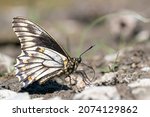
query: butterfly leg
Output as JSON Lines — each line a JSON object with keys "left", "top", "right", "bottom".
{"left": 75, "top": 70, "right": 91, "bottom": 85}
{"left": 67, "top": 75, "right": 77, "bottom": 86}
{"left": 80, "top": 62, "right": 95, "bottom": 81}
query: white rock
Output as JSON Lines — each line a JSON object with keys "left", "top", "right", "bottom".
{"left": 49, "top": 96, "right": 62, "bottom": 100}
{"left": 94, "top": 72, "right": 117, "bottom": 85}
{"left": 10, "top": 92, "right": 30, "bottom": 100}
{"left": 141, "top": 67, "right": 150, "bottom": 72}
{"left": 64, "top": 75, "right": 87, "bottom": 92}
{"left": 131, "top": 87, "right": 150, "bottom": 100}
{"left": 32, "top": 97, "right": 44, "bottom": 100}
{"left": 128, "top": 78, "right": 150, "bottom": 88}
{"left": 73, "top": 86, "right": 120, "bottom": 100}
{"left": 128, "top": 79, "right": 150, "bottom": 99}
{"left": 0, "top": 89, "right": 30, "bottom": 100}
{"left": 0, "top": 89, "right": 17, "bottom": 100}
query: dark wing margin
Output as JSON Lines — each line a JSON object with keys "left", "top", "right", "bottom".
{"left": 12, "top": 17, "right": 70, "bottom": 58}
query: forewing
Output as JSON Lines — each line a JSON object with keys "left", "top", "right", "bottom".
{"left": 12, "top": 17, "right": 69, "bottom": 58}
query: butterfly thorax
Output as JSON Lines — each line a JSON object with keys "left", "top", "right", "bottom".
{"left": 64, "top": 57, "right": 81, "bottom": 75}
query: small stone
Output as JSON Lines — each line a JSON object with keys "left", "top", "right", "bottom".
{"left": 0, "top": 89, "right": 30, "bottom": 100}
{"left": 131, "top": 63, "right": 137, "bottom": 68}
{"left": 141, "top": 67, "right": 150, "bottom": 72}
{"left": 73, "top": 86, "right": 120, "bottom": 100}
{"left": 32, "top": 97, "right": 44, "bottom": 100}
{"left": 49, "top": 96, "right": 62, "bottom": 100}
{"left": 70, "top": 75, "right": 86, "bottom": 92}
{"left": 130, "top": 87, "right": 150, "bottom": 100}
{"left": 93, "top": 72, "right": 117, "bottom": 85}
{"left": 0, "top": 89, "right": 17, "bottom": 100}
{"left": 64, "top": 74, "right": 87, "bottom": 92}
{"left": 128, "top": 78, "right": 150, "bottom": 88}
{"left": 128, "top": 78, "right": 150, "bottom": 99}
{"left": 11, "top": 92, "right": 30, "bottom": 100}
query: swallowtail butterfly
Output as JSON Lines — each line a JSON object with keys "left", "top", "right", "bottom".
{"left": 12, "top": 17, "right": 94, "bottom": 88}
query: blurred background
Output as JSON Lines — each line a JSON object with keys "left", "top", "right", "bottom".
{"left": 0, "top": 0, "right": 150, "bottom": 72}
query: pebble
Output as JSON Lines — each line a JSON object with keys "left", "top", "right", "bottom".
{"left": 93, "top": 72, "right": 117, "bottom": 85}
{"left": 128, "top": 78, "right": 150, "bottom": 99}
{"left": 73, "top": 86, "right": 120, "bottom": 100}
{"left": 0, "top": 89, "right": 30, "bottom": 100}
{"left": 141, "top": 67, "right": 150, "bottom": 72}
{"left": 65, "top": 75, "right": 87, "bottom": 92}
{"left": 128, "top": 78, "right": 150, "bottom": 88}
{"left": 49, "top": 96, "right": 62, "bottom": 100}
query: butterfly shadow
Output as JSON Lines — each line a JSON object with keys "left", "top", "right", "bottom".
{"left": 19, "top": 80, "right": 70, "bottom": 94}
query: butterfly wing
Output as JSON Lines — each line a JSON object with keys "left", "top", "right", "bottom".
{"left": 12, "top": 17, "right": 69, "bottom": 87}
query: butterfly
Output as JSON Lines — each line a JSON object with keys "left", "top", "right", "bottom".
{"left": 12, "top": 17, "right": 94, "bottom": 88}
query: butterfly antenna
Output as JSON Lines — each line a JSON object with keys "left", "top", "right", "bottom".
{"left": 79, "top": 45, "right": 95, "bottom": 58}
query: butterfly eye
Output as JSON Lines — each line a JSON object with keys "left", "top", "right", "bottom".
{"left": 77, "top": 58, "right": 82, "bottom": 63}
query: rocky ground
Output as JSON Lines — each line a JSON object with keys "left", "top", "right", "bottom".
{"left": 0, "top": 41, "right": 149, "bottom": 100}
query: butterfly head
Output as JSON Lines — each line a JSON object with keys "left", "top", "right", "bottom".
{"left": 72, "top": 45, "right": 94, "bottom": 70}
{"left": 72, "top": 45, "right": 94, "bottom": 65}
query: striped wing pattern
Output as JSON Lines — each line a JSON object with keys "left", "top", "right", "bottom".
{"left": 12, "top": 17, "right": 68, "bottom": 87}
